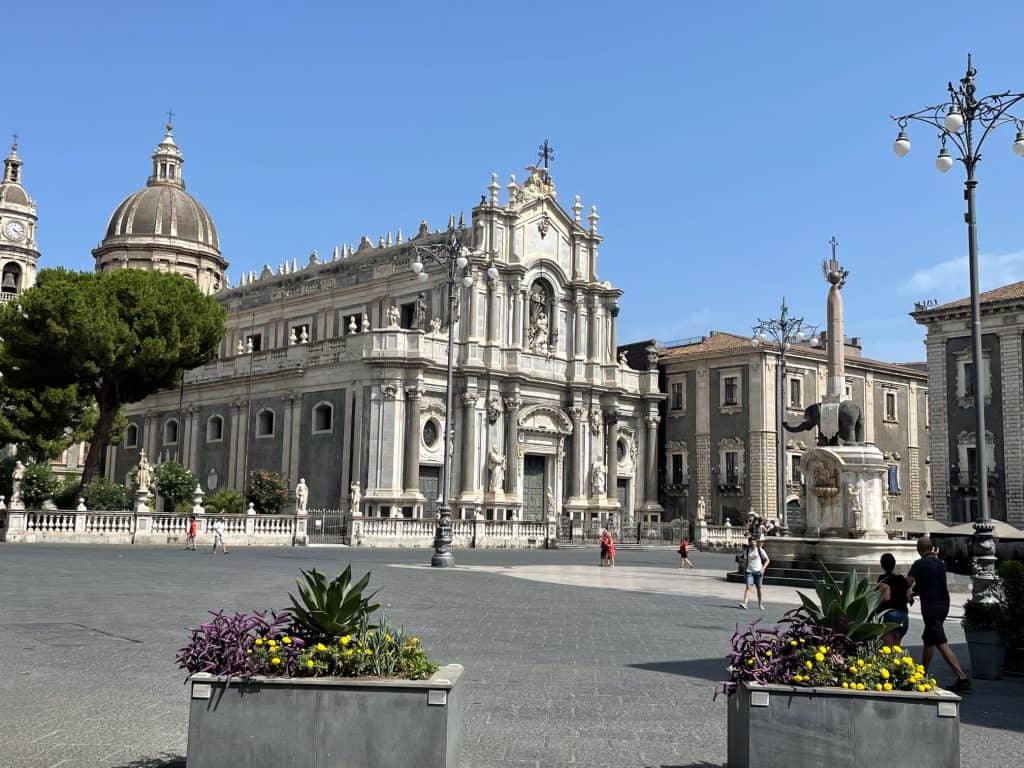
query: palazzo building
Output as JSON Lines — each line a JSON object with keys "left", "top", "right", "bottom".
{"left": 623, "top": 330, "right": 930, "bottom": 532}
{"left": 913, "top": 283, "right": 1024, "bottom": 527}
{"left": 100, "top": 125, "right": 663, "bottom": 524}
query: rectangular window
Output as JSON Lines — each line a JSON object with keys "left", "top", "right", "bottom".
{"left": 790, "top": 454, "right": 801, "bottom": 484}
{"left": 671, "top": 454, "right": 684, "bottom": 485}
{"left": 247, "top": 333, "right": 262, "bottom": 352}
{"left": 723, "top": 377, "right": 738, "bottom": 406}
{"left": 725, "top": 451, "right": 739, "bottom": 485}
{"left": 400, "top": 303, "right": 415, "bottom": 329}
{"left": 844, "top": 379, "right": 853, "bottom": 400}
{"left": 966, "top": 447, "right": 978, "bottom": 484}
{"left": 789, "top": 377, "right": 802, "bottom": 408}
{"left": 884, "top": 391, "right": 897, "bottom": 421}
{"left": 964, "top": 362, "right": 974, "bottom": 398}
{"left": 671, "top": 382, "right": 684, "bottom": 411}
{"left": 887, "top": 464, "right": 901, "bottom": 494}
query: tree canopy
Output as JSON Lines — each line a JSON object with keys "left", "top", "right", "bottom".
{"left": 0, "top": 268, "right": 226, "bottom": 485}
{"left": 0, "top": 379, "right": 96, "bottom": 462}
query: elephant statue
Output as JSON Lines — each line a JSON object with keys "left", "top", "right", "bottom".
{"left": 784, "top": 400, "right": 863, "bottom": 446}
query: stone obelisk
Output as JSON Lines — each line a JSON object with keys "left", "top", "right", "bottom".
{"left": 822, "top": 235, "right": 847, "bottom": 404}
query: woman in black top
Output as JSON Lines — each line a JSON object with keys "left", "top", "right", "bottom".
{"left": 876, "top": 552, "right": 911, "bottom": 646}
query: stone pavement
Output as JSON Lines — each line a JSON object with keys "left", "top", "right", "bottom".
{"left": 0, "top": 544, "right": 1020, "bottom": 768}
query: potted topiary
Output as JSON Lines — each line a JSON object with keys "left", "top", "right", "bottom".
{"left": 178, "top": 564, "right": 462, "bottom": 768}
{"left": 998, "top": 561, "right": 1024, "bottom": 675}
{"left": 723, "top": 569, "right": 961, "bottom": 768}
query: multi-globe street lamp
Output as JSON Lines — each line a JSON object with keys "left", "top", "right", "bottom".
{"left": 892, "top": 55, "right": 1024, "bottom": 602}
{"left": 752, "top": 298, "right": 817, "bottom": 534}
{"left": 411, "top": 218, "right": 498, "bottom": 567}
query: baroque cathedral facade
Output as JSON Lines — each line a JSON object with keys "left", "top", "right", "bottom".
{"left": 93, "top": 125, "right": 662, "bottom": 524}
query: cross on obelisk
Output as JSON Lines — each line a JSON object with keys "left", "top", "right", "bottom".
{"left": 823, "top": 235, "right": 848, "bottom": 402}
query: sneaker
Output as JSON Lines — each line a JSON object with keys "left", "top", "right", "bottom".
{"left": 950, "top": 678, "right": 972, "bottom": 693}
{"left": 758, "top": 603, "right": 765, "bottom": 611}
{"left": 738, "top": 603, "right": 748, "bottom": 610}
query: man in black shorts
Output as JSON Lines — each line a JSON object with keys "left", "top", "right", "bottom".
{"left": 907, "top": 536, "right": 971, "bottom": 692}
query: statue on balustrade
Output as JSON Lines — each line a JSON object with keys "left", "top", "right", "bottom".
{"left": 295, "top": 478, "right": 309, "bottom": 514}
{"left": 136, "top": 451, "right": 151, "bottom": 490}
{"left": 413, "top": 292, "right": 427, "bottom": 330}
{"left": 386, "top": 305, "right": 401, "bottom": 328}
{"left": 349, "top": 481, "right": 362, "bottom": 514}
{"left": 10, "top": 460, "right": 25, "bottom": 507}
{"left": 697, "top": 495, "right": 706, "bottom": 521}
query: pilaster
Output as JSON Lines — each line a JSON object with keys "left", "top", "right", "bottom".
{"left": 604, "top": 408, "right": 618, "bottom": 505}
{"left": 403, "top": 384, "right": 423, "bottom": 494}
{"left": 460, "top": 389, "right": 480, "bottom": 497}
{"left": 503, "top": 392, "right": 522, "bottom": 496}
{"left": 999, "top": 330, "right": 1024, "bottom": 525}
{"left": 926, "top": 337, "right": 950, "bottom": 522}
{"left": 643, "top": 414, "right": 662, "bottom": 511}
{"left": 864, "top": 373, "right": 876, "bottom": 444}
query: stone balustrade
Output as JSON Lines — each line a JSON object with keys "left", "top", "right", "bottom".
{"left": 348, "top": 515, "right": 555, "bottom": 548}
{"left": 693, "top": 520, "right": 746, "bottom": 550}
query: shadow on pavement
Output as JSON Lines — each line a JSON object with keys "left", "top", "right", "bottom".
{"left": 956, "top": 676, "right": 1024, "bottom": 733}
{"left": 110, "top": 755, "right": 185, "bottom": 768}
{"left": 628, "top": 657, "right": 725, "bottom": 682}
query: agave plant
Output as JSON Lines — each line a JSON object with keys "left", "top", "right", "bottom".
{"left": 287, "top": 565, "right": 380, "bottom": 641}
{"left": 795, "top": 566, "right": 896, "bottom": 644}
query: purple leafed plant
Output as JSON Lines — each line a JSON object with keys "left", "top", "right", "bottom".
{"left": 176, "top": 609, "right": 302, "bottom": 681}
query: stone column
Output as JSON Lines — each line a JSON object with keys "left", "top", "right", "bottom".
{"left": 229, "top": 399, "right": 248, "bottom": 490}
{"left": 465, "top": 275, "right": 478, "bottom": 342}
{"left": 487, "top": 280, "right": 502, "bottom": 345}
{"left": 570, "top": 405, "right": 587, "bottom": 501}
{"left": 503, "top": 393, "right": 522, "bottom": 495}
{"left": 605, "top": 409, "right": 618, "bottom": 504}
{"left": 574, "top": 290, "right": 587, "bottom": 361}
{"left": 287, "top": 392, "right": 302, "bottom": 485}
{"left": 461, "top": 390, "right": 479, "bottom": 496}
{"left": 186, "top": 405, "right": 200, "bottom": 471}
{"left": 510, "top": 282, "right": 523, "bottom": 348}
{"left": 280, "top": 391, "right": 298, "bottom": 482}
{"left": 644, "top": 415, "right": 660, "bottom": 507}
{"left": 403, "top": 384, "right": 423, "bottom": 494}
{"left": 695, "top": 365, "right": 712, "bottom": 520}
{"left": 588, "top": 297, "right": 601, "bottom": 362}
{"left": 608, "top": 304, "right": 619, "bottom": 361}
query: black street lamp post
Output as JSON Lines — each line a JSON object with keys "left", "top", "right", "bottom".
{"left": 752, "top": 298, "right": 817, "bottom": 534}
{"left": 892, "top": 55, "right": 1024, "bottom": 603}
{"left": 411, "top": 218, "right": 498, "bottom": 567}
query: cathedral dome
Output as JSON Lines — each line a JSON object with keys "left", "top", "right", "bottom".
{"left": 0, "top": 182, "right": 30, "bottom": 207}
{"left": 94, "top": 122, "right": 227, "bottom": 295}
{"left": 104, "top": 183, "right": 219, "bottom": 249}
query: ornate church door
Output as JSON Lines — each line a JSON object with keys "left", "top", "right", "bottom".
{"left": 522, "top": 455, "right": 546, "bottom": 521}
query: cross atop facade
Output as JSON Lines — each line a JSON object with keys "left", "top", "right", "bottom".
{"left": 537, "top": 138, "right": 554, "bottom": 169}
{"left": 11, "top": 133, "right": 18, "bottom": 151}
{"left": 829, "top": 235, "right": 839, "bottom": 260}
{"left": 166, "top": 109, "right": 175, "bottom": 128}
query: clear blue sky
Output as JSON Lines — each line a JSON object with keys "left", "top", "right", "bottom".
{"left": 6, "top": 1, "right": 1024, "bottom": 363}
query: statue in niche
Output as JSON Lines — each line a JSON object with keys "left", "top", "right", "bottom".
{"left": 591, "top": 460, "right": 607, "bottom": 496}
{"left": 589, "top": 408, "right": 602, "bottom": 437}
{"left": 487, "top": 446, "right": 505, "bottom": 492}
{"left": 136, "top": 451, "right": 151, "bottom": 490}
{"left": 697, "top": 495, "right": 706, "bottom": 521}
{"left": 413, "top": 292, "right": 427, "bottom": 330}
{"left": 387, "top": 305, "right": 401, "bottom": 328}
{"left": 295, "top": 478, "right": 309, "bottom": 513}
{"left": 528, "top": 285, "right": 550, "bottom": 353}
{"left": 349, "top": 481, "right": 362, "bottom": 514}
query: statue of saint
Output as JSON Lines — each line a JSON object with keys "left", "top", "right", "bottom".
{"left": 11, "top": 460, "right": 25, "bottom": 506}
{"left": 413, "top": 292, "right": 427, "bottom": 330}
{"left": 487, "top": 446, "right": 505, "bottom": 492}
{"left": 697, "top": 495, "right": 706, "bottom": 521}
{"left": 546, "top": 486, "right": 557, "bottom": 520}
{"left": 530, "top": 307, "right": 550, "bottom": 353}
{"left": 387, "top": 305, "right": 401, "bottom": 328}
{"left": 618, "top": 351, "right": 630, "bottom": 369}
{"left": 592, "top": 460, "right": 606, "bottom": 496}
{"left": 295, "top": 478, "right": 309, "bottom": 513}
{"left": 136, "top": 451, "right": 151, "bottom": 489}
{"left": 350, "top": 481, "right": 362, "bottom": 514}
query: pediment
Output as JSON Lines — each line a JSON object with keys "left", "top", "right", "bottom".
{"left": 517, "top": 403, "right": 573, "bottom": 435}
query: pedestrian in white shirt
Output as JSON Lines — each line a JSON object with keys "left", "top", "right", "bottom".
{"left": 211, "top": 517, "right": 229, "bottom": 556}
{"left": 738, "top": 535, "right": 769, "bottom": 610}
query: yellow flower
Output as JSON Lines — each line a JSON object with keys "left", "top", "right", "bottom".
{"left": 340, "top": 635, "right": 351, "bottom": 646}
{"left": 344, "top": 649, "right": 354, "bottom": 657}
{"left": 917, "top": 685, "right": 927, "bottom": 692}
{"left": 893, "top": 645, "right": 903, "bottom": 653}
{"left": 306, "top": 660, "right": 314, "bottom": 669}
{"left": 385, "top": 634, "right": 393, "bottom": 643}
{"left": 849, "top": 666, "right": 857, "bottom": 674}
{"left": 366, "top": 631, "right": 374, "bottom": 637}
{"left": 856, "top": 683, "right": 865, "bottom": 691}
{"left": 790, "top": 640, "right": 798, "bottom": 647}
{"left": 271, "top": 657, "right": 281, "bottom": 666}
{"left": 857, "top": 659, "right": 865, "bottom": 667}
{"left": 282, "top": 636, "right": 292, "bottom": 645}
{"left": 875, "top": 684, "right": 883, "bottom": 691}
{"left": 903, "top": 657, "right": 914, "bottom": 666}
{"left": 818, "top": 646, "right": 827, "bottom": 654}
{"left": 805, "top": 660, "right": 813, "bottom": 670}
{"left": 411, "top": 637, "right": 420, "bottom": 644}
{"left": 881, "top": 646, "right": 892, "bottom": 655}
{"left": 765, "top": 651, "right": 772, "bottom": 657}
{"left": 268, "top": 640, "right": 277, "bottom": 648}
{"left": 815, "top": 653, "right": 825, "bottom": 663}
{"left": 799, "top": 638, "right": 805, "bottom": 644}
{"left": 246, "top": 649, "right": 253, "bottom": 655}
{"left": 365, "top": 649, "right": 373, "bottom": 656}
{"left": 747, "top": 659, "right": 755, "bottom": 666}
{"left": 881, "top": 669, "right": 890, "bottom": 680}
{"left": 316, "top": 643, "right": 327, "bottom": 652}
{"left": 883, "top": 683, "right": 893, "bottom": 691}
{"left": 930, "top": 678, "right": 937, "bottom": 686}
{"left": 841, "top": 682, "right": 849, "bottom": 689}
{"left": 255, "top": 638, "right": 264, "bottom": 646}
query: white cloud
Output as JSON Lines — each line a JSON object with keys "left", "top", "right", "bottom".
{"left": 905, "top": 250, "right": 1024, "bottom": 300}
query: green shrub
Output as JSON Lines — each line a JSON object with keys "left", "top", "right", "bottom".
{"left": 796, "top": 567, "right": 895, "bottom": 644}
{"left": 997, "top": 561, "right": 1024, "bottom": 647}
{"left": 82, "top": 477, "right": 131, "bottom": 511}
{"left": 248, "top": 469, "right": 287, "bottom": 514}
{"left": 205, "top": 487, "right": 244, "bottom": 516}
{"left": 962, "top": 596, "right": 1010, "bottom": 634}
{"left": 0, "top": 456, "right": 16, "bottom": 502}
{"left": 21, "top": 463, "right": 61, "bottom": 508}
{"left": 152, "top": 461, "right": 197, "bottom": 511}
{"left": 53, "top": 479, "right": 80, "bottom": 510}
{"left": 287, "top": 565, "right": 379, "bottom": 643}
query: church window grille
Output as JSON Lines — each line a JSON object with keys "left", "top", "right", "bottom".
{"left": 789, "top": 377, "right": 802, "bottom": 409}
{"left": 887, "top": 464, "right": 901, "bottom": 494}
{"left": 884, "top": 391, "right": 898, "bottom": 422}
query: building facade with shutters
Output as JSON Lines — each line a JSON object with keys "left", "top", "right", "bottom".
{"left": 912, "top": 282, "right": 1024, "bottom": 528}
{"left": 96, "top": 125, "right": 663, "bottom": 525}
{"left": 621, "top": 331, "right": 930, "bottom": 532}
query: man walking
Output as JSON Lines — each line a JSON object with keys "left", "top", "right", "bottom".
{"left": 906, "top": 536, "right": 970, "bottom": 692}
{"left": 211, "top": 517, "right": 229, "bottom": 556}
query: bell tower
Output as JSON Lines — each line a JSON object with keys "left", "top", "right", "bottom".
{"left": 0, "top": 137, "right": 41, "bottom": 298}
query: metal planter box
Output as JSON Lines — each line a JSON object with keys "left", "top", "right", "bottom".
{"left": 727, "top": 681, "right": 960, "bottom": 768}
{"left": 186, "top": 664, "right": 463, "bottom": 768}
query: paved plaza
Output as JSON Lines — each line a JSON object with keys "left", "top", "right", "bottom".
{"left": 0, "top": 544, "right": 1021, "bottom": 768}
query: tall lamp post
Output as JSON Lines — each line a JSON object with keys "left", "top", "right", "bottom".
{"left": 752, "top": 298, "right": 817, "bottom": 534}
{"left": 892, "top": 55, "right": 1024, "bottom": 603}
{"left": 411, "top": 219, "right": 498, "bottom": 567}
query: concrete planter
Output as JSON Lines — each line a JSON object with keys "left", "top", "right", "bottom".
{"left": 965, "top": 628, "right": 1005, "bottom": 680}
{"left": 727, "top": 681, "right": 960, "bottom": 768}
{"left": 186, "top": 664, "right": 464, "bottom": 768}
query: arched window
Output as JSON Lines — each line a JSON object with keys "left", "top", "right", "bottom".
{"left": 312, "top": 402, "right": 333, "bottom": 433}
{"left": 125, "top": 423, "right": 139, "bottom": 448}
{"left": 163, "top": 419, "right": 178, "bottom": 445}
{"left": 2, "top": 263, "right": 22, "bottom": 294}
{"left": 256, "top": 409, "right": 275, "bottom": 437}
{"left": 207, "top": 415, "right": 224, "bottom": 442}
